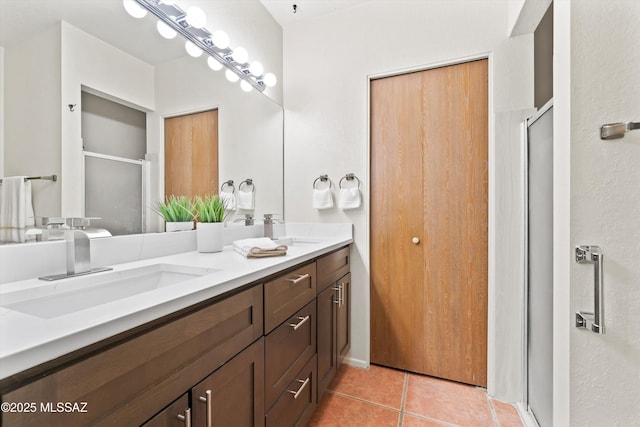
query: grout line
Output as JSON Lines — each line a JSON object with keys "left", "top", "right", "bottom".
{"left": 398, "top": 371, "right": 409, "bottom": 426}
{"left": 488, "top": 397, "right": 500, "bottom": 427}
{"left": 327, "top": 390, "right": 402, "bottom": 412}
{"left": 403, "top": 411, "right": 461, "bottom": 427}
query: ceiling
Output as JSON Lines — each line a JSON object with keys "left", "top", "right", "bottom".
{"left": 258, "top": 0, "right": 373, "bottom": 27}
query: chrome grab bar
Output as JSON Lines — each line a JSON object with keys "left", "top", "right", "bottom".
{"left": 575, "top": 245, "right": 605, "bottom": 334}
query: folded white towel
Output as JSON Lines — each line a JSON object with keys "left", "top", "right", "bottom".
{"left": 338, "top": 187, "right": 361, "bottom": 209}
{"left": 220, "top": 190, "right": 236, "bottom": 211}
{"left": 233, "top": 237, "right": 287, "bottom": 258}
{"left": 237, "top": 189, "right": 255, "bottom": 210}
{"left": 0, "top": 176, "right": 35, "bottom": 243}
{"left": 313, "top": 188, "right": 333, "bottom": 209}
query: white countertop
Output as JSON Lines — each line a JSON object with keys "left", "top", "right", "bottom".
{"left": 0, "top": 225, "right": 352, "bottom": 380}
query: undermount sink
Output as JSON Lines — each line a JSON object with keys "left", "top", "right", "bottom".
{"left": 0, "top": 264, "right": 220, "bottom": 319}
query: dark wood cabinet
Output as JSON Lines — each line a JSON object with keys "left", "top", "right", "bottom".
{"left": 2, "top": 285, "right": 263, "bottom": 427}
{"left": 265, "top": 355, "right": 317, "bottom": 427}
{"left": 317, "top": 273, "right": 351, "bottom": 402}
{"left": 141, "top": 394, "right": 190, "bottom": 427}
{"left": 191, "top": 338, "right": 265, "bottom": 427}
{"left": 265, "top": 300, "right": 316, "bottom": 410}
{"left": 1, "top": 244, "right": 351, "bottom": 427}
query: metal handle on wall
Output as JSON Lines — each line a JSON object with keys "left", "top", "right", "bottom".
{"left": 575, "top": 245, "right": 605, "bottom": 334}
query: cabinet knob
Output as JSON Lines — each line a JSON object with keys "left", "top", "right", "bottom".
{"left": 412, "top": 237, "right": 420, "bottom": 245}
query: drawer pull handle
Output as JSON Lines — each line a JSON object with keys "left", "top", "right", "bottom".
{"left": 288, "top": 377, "right": 310, "bottom": 399}
{"left": 198, "top": 390, "right": 213, "bottom": 427}
{"left": 332, "top": 284, "right": 344, "bottom": 306}
{"left": 286, "top": 273, "right": 310, "bottom": 284}
{"left": 177, "top": 407, "right": 192, "bottom": 427}
{"left": 288, "top": 315, "right": 310, "bottom": 330}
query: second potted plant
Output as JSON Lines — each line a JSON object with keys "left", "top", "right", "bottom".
{"left": 195, "top": 194, "right": 227, "bottom": 252}
{"left": 155, "top": 195, "right": 196, "bottom": 232}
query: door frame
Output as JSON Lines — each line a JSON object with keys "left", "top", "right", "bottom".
{"left": 365, "top": 52, "right": 496, "bottom": 392}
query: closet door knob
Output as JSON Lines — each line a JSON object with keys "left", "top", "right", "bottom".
{"left": 412, "top": 237, "right": 420, "bottom": 245}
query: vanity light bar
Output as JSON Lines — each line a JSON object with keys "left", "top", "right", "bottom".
{"left": 132, "top": 0, "right": 270, "bottom": 92}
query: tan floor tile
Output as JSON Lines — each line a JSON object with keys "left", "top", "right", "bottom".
{"left": 491, "top": 399, "right": 523, "bottom": 427}
{"left": 405, "top": 374, "right": 494, "bottom": 427}
{"left": 328, "top": 364, "right": 405, "bottom": 409}
{"left": 308, "top": 393, "right": 400, "bottom": 427}
{"left": 402, "top": 413, "right": 449, "bottom": 427}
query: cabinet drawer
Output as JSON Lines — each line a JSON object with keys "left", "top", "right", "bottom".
{"left": 265, "top": 355, "right": 317, "bottom": 427}
{"left": 2, "top": 285, "right": 263, "bottom": 427}
{"left": 265, "top": 300, "right": 316, "bottom": 410}
{"left": 317, "top": 246, "right": 350, "bottom": 293}
{"left": 264, "top": 263, "right": 316, "bottom": 333}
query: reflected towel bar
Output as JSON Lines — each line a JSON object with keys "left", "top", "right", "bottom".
{"left": 0, "top": 175, "right": 57, "bottom": 184}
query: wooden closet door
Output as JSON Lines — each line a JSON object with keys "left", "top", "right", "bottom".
{"left": 164, "top": 109, "right": 218, "bottom": 198}
{"left": 370, "top": 59, "right": 488, "bottom": 387}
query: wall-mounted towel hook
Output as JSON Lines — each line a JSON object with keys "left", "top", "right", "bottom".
{"left": 313, "top": 174, "right": 332, "bottom": 189}
{"left": 339, "top": 173, "right": 361, "bottom": 189}
{"left": 239, "top": 178, "right": 256, "bottom": 193}
{"left": 221, "top": 180, "right": 235, "bottom": 193}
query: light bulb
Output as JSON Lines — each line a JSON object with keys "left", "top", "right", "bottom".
{"left": 186, "top": 6, "right": 206, "bottom": 28}
{"left": 232, "top": 47, "right": 248, "bottom": 64}
{"left": 185, "top": 41, "right": 203, "bottom": 57}
{"left": 207, "top": 56, "right": 223, "bottom": 71}
{"left": 263, "top": 73, "right": 277, "bottom": 87}
{"left": 225, "top": 69, "right": 239, "bottom": 82}
{"left": 123, "top": 0, "right": 147, "bottom": 18}
{"left": 211, "top": 30, "right": 230, "bottom": 49}
{"left": 156, "top": 21, "right": 177, "bottom": 39}
{"left": 248, "top": 61, "right": 264, "bottom": 77}
{"left": 240, "top": 81, "right": 253, "bottom": 92}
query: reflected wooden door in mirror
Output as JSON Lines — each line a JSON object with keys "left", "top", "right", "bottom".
{"left": 164, "top": 110, "right": 219, "bottom": 199}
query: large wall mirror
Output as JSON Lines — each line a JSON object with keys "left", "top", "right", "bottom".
{"left": 0, "top": 0, "right": 283, "bottom": 240}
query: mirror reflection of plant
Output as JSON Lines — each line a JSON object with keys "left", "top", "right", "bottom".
{"left": 154, "top": 195, "right": 197, "bottom": 222}
{"left": 195, "top": 194, "right": 228, "bottom": 223}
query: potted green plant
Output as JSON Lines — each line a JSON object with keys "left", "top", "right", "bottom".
{"left": 195, "top": 194, "right": 227, "bottom": 252}
{"left": 154, "top": 195, "right": 196, "bottom": 232}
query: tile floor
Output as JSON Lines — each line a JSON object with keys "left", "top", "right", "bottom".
{"left": 309, "top": 364, "right": 524, "bottom": 427}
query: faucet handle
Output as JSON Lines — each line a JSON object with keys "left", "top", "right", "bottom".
{"left": 68, "top": 217, "right": 100, "bottom": 229}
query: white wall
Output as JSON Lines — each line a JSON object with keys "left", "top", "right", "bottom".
{"left": 555, "top": 0, "right": 640, "bottom": 425}
{"left": 283, "top": 0, "right": 534, "bottom": 400}
{"left": 4, "top": 24, "right": 62, "bottom": 217}
{"left": 60, "top": 22, "right": 155, "bottom": 217}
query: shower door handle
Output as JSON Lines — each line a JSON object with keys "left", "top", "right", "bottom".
{"left": 575, "top": 245, "right": 604, "bottom": 334}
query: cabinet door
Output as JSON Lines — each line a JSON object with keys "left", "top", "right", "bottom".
{"left": 337, "top": 273, "right": 351, "bottom": 364}
{"left": 141, "top": 394, "right": 190, "bottom": 427}
{"left": 192, "top": 338, "right": 265, "bottom": 427}
{"left": 316, "top": 285, "right": 337, "bottom": 402}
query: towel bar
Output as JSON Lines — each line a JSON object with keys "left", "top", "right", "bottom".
{"left": 0, "top": 174, "right": 57, "bottom": 184}
{"left": 239, "top": 178, "right": 256, "bottom": 193}
{"left": 221, "top": 180, "right": 235, "bottom": 193}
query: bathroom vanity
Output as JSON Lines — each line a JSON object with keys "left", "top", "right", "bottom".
{"left": 0, "top": 226, "right": 352, "bottom": 427}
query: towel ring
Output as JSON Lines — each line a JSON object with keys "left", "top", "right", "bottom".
{"left": 313, "top": 174, "right": 332, "bottom": 189}
{"left": 339, "top": 173, "right": 361, "bottom": 189}
{"left": 239, "top": 178, "right": 256, "bottom": 193}
{"left": 221, "top": 180, "right": 235, "bottom": 193}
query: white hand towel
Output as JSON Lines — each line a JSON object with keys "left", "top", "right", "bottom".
{"left": 237, "top": 189, "right": 255, "bottom": 210}
{"left": 313, "top": 188, "right": 333, "bottom": 209}
{"left": 338, "top": 187, "right": 361, "bottom": 210}
{"left": 233, "top": 237, "right": 288, "bottom": 258}
{"left": 0, "top": 176, "right": 35, "bottom": 243}
{"left": 220, "top": 190, "right": 236, "bottom": 211}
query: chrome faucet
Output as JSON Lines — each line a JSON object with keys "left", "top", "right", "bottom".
{"left": 263, "top": 214, "right": 284, "bottom": 239}
{"left": 39, "top": 218, "right": 113, "bottom": 281}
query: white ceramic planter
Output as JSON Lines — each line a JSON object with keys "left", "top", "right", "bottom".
{"left": 165, "top": 221, "right": 194, "bottom": 232}
{"left": 196, "top": 222, "right": 224, "bottom": 253}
